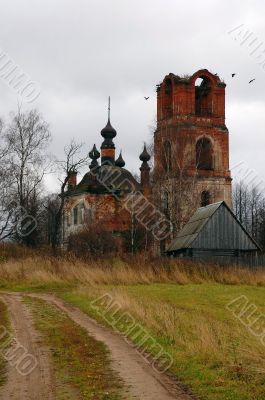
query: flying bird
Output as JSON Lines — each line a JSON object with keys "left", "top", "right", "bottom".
{"left": 232, "top": 73, "right": 236, "bottom": 77}
{"left": 249, "top": 79, "right": 255, "bottom": 84}
{"left": 144, "top": 96, "right": 149, "bottom": 100}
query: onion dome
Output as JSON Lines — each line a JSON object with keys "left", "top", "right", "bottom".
{"left": 139, "top": 144, "right": 151, "bottom": 189}
{"left": 115, "top": 151, "right": 125, "bottom": 168}
{"left": 139, "top": 144, "right": 151, "bottom": 162}
{"left": 101, "top": 118, "right": 117, "bottom": 141}
{"left": 89, "top": 144, "right": 100, "bottom": 170}
{"left": 89, "top": 144, "right": 100, "bottom": 159}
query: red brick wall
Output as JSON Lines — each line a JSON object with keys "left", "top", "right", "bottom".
{"left": 154, "top": 69, "right": 232, "bottom": 211}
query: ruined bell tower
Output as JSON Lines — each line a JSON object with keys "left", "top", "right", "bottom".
{"left": 153, "top": 69, "right": 232, "bottom": 231}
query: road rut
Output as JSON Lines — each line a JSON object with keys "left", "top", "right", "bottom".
{"left": 0, "top": 293, "right": 54, "bottom": 400}
{"left": 31, "top": 293, "right": 196, "bottom": 400}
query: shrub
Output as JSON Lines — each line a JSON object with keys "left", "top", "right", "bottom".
{"left": 67, "top": 224, "right": 121, "bottom": 258}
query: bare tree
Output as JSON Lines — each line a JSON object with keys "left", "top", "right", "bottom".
{"left": 153, "top": 134, "right": 213, "bottom": 236}
{"left": 233, "top": 180, "right": 265, "bottom": 248}
{"left": 1, "top": 107, "right": 51, "bottom": 245}
{"left": 0, "top": 120, "right": 14, "bottom": 240}
{"left": 48, "top": 140, "right": 90, "bottom": 250}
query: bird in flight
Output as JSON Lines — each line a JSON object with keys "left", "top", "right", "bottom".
{"left": 249, "top": 79, "right": 255, "bottom": 84}
{"left": 144, "top": 96, "right": 149, "bottom": 100}
{"left": 232, "top": 73, "right": 236, "bottom": 77}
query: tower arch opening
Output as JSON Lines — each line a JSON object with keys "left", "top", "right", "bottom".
{"left": 195, "top": 76, "right": 212, "bottom": 116}
{"left": 164, "top": 78, "right": 173, "bottom": 118}
{"left": 196, "top": 137, "right": 213, "bottom": 170}
{"left": 201, "top": 190, "right": 211, "bottom": 207}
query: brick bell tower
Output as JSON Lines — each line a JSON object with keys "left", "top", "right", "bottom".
{"left": 153, "top": 69, "right": 232, "bottom": 230}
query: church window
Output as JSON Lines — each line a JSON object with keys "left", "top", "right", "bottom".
{"left": 201, "top": 190, "right": 211, "bottom": 207}
{"left": 195, "top": 76, "right": 212, "bottom": 116}
{"left": 73, "top": 206, "right": 78, "bottom": 225}
{"left": 164, "top": 78, "right": 173, "bottom": 118}
{"left": 162, "top": 191, "right": 169, "bottom": 211}
{"left": 196, "top": 138, "right": 213, "bottom": 170}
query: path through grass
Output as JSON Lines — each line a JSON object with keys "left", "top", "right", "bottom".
{"left": 25, "top": 296, "right": 125, "bottom": 400}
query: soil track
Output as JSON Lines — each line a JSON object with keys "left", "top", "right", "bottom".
{"left": 30, "top": 293, "right": 196, "bottom": 400}
{"left": 0, "top": 293, "right": 54, "bottom": 400}
{"left": 0, "top": 292, "right": 196, "bottom": 399}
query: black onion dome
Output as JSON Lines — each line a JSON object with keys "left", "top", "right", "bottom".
{"left": 89, "top": 144, "right": 100, "bottom": 160}
{"left": 101, "top": 118, "right": 117, "bottom": 140}
{"left": 89, "top": 144, "right": 100, "bottom": 170}
{"left": 139, "top": 144, "right": 151, "bottom": 162}
{"left": 115, "top": 151, "right": 125, "bottom": 167}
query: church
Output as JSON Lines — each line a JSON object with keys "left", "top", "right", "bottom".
{"left": 62, "top": 69, "right": 232, "bottom": 252}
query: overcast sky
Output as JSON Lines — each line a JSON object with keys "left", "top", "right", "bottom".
{"left": 0, "top": 0, "right": 264, "bottom": 191}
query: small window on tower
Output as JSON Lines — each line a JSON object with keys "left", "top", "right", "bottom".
{"left": 195, "top": 76, "right": 212, "bottom": 116}
{"left": 162, "top": 141, "right": 172, "bottom": 172}
{"left": 201, "top": 191, "right": 211, "bottom": 207}
{"left": 164, "top": 78, "right": 173, "bottom": 118}
{"left": 196, "top": 138, "right": 213, "bottom": 170}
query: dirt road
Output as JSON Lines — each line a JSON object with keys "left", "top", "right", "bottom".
{"left": 30, "top": 293, "right": 195, "bottom": 400}
{"left": 0, "top": 293, "right": 54, "bottom": 400}
{"left": 0, "top": 292, "right": 196, "bottom": 399}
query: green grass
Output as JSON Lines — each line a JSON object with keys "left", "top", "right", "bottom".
{"left": 1, "top": 276, "right": 265, "bottom": 399}
{"left": 60, "top": 283, "right": 265, "bottom": 400}
{"left": 0, "top": 299, "right": 10, "bottom": 388}
{"left": 25, "top": 296, "right": 126, "bottom": 400}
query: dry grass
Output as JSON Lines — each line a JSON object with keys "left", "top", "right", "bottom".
{"left": 73, "top": 285, "right": 265, "bottom": 367}
{"left": 0, "top": 250, "right": 265, "bottom": 287}
{"left": 1, "top": 244, "right": 265, "bottom": 398}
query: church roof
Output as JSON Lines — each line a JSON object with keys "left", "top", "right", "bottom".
{"left": 101, "top": 119, "right": 117, "bottom": 140}
{"left": 66, "top": 164, "right": 140, "bottom": 197}
{"left": 115, "top": 151, "right": 125, "bottom": 167}
{"left": 139, "top": 144, "right": 151, "bottom": 162}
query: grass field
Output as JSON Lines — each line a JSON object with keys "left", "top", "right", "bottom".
{"left": 0, "top": 245, "right": 265, "bottom": 399}
{"left": 61, "top": 284, "right": 265, "bottom": 400}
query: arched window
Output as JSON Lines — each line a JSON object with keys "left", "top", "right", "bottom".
{"left": 73, "top": 206, "right": 78, "bottom": 225}
{"left": 196, "top": 138, "right": 213, "bottom": 170}
{"left": 162, "top": 140, "right": 172, "bottom": 172}
{"left": 164, "top": 78, "right": 173, "bottom": 118}
{"left": 195, "top": 76, "right": 212, "bottom": 116}
{"left": 201, "top": 191, "right": 211, "bottom": 207}
{"left": 162, "top": 191, "right": 169, "bottom": 211}
{"left": 80, "top": 203, "right": 85, "bottom": 224}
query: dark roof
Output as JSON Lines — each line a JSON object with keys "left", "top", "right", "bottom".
{"left": 66, "top": 164, "right": 140, "bottom": 197}
{"left": 139, "top": 144, "right": 151, "bottom": 162}
{"left": 167, "top": 201, "right": 261, "bottom": 253}
{"left": 101, "top": 118, "right": 117, "bottom": 140}
{"left": 115, "top": 152, "right": 125, "bottom": 167}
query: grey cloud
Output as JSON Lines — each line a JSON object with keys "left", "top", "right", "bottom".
{"left": 0, "top": 0, "right": 264, "bottom": 191}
